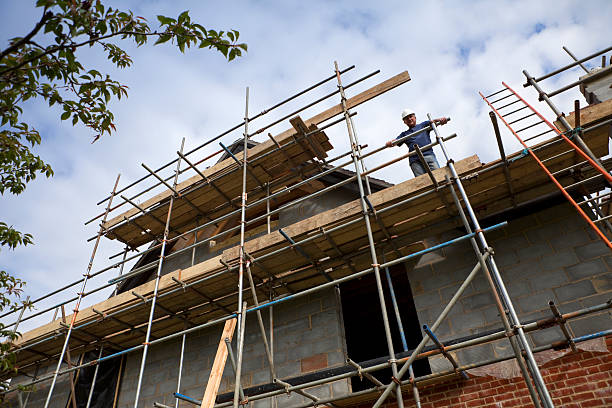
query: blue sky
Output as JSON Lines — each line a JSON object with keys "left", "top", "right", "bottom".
{"left": 1, "top": 0, "right": 611, "bottom": 332}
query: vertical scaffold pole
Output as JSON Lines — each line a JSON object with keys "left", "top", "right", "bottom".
{"left": 85, "top": 345, "right": 104, "bottom": 408}
{"left": 381, "top": 254, "right": 421, "bottom": 408}
{"left": 233, "top": 87, "right": 250, "bottom": 408}
{"left": 43, "top": 173, "right": 121, "bottom": 408}
{"left": 333, "top": 61, "right": 405, "bottom": 408}
{"left": 133, "top": 138, "right": 186, "bottom": 408}
{"left": 444, "top": 176, "right": 542, "bottom": 408}
{"left": 431, "top": 117, "right": 554, "bottom": 408}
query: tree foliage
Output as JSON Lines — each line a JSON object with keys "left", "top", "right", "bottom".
{"left": 0, "top": 0, "right": 246, "bottom": 377}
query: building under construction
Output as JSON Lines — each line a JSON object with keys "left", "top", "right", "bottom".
{"left": 2, "top": 46, "right": 612, "bottom": 408}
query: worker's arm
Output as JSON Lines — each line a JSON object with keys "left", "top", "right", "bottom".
{"left": 432, "top": 117, "right": 450, "bottom": 126}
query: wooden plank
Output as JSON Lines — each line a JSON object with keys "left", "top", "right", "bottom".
{"left": 200, "top": 318, "right": 237, "bottom": 408}
{"left": 307, "top": 71, "right": 411, "bottom": 126}
{"left": 103, "top": 71, "right": 409, "bottom": 232}
{"left": 222, "top": 155, "right": 481, "bottom": 263}
{"left": 554, "top": 98, "right": 612, "bottom": 130}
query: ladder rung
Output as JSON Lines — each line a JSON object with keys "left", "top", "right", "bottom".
{"left": 502, "top": 105, "right": 530, "bottom": 118}
{"left": 551, "top": 160, "right": 588, "bottom": 177}
{"left": 485, "top": 88, "right": 509, "bottom": 98}
{"left": 577, "top": 191, "right": 612, "bottom": 206}
{"left": 593, "top": 214, "right": 612, "bottom": 224}
{"left": 490, "top": 93, "right": 515, "bottom": 104}
{"left": 523, "top": 129, "right": 555, "bottom": 143}
{"left": 563, "top": 174, "right": 602, "bottom": 191}
{"left": 516, "top": 120, "right": 545, "bottom": 133}
{"left": 498, "top": 98, "right": 522, "bottom": 111}
{"left": 540, "top": 149, "right": 574, "bottom": 164}
{"left": 508, "top": 112, "right": 537, "bottom": 125}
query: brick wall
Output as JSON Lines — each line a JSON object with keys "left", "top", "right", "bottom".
{"left": 358, "top": 335, "right": 612, "bottom": 408}
{"left": 407, "top": 202, "right": 612, "bottom": 373}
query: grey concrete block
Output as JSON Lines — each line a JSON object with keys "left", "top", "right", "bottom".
{"left": 540, "top": 249, "right": 579, "bottom": 271}
{"left": 530, "top": 326, "right": 563, "bottom": 347}
{"left": 483, "top": 305, "right": 501, "bottom": 324}
{"left": 455, "top": 343, "right": 494, "bottom": 364}
{"left": 569, "top": 313, "right": 612, "bottom": 336}
{"left": 550, "top": 229, "right": 592, "bottom": 251}
{"left": 507, "top": 279, "right": 532, "bottom": 297}
{"left": 575, "top": 240, "right": 610, "bottom": 261}
{"left": 566, "top": 259, "right": 607, "bottom": 280}
{"left": 554, "top": 280, "right": 596, "bottom": 302}
{"left": 529, "top": 270, "right": 568, "bottom": 292}
{"left": 580, "top": 292, "right": 612, "bottom": 308}
{"left": 495, "top": 233, "right": 530, "bottom": 251}
{"left": 312, "top": 336, "right": 341, "bottom": 354}
{"left": 449, "top": 311, "right": 486, "bottom": 336}
{"left": 592, "top": 273, "right": 612, "bottom": 293}
{"left": 460, "top": 292, "right": 494, "bottom": 312}
{"left": 306, "top": 384, "right": 331, "bottom": 399}
{"left": 517, "top": 291, "right": 554, "bottom": 313}
{"left": 491, "top": 250, "right": 519, "bottom": 268}
{"left": 331, "top": 379, "right": 350, "bottom": 397}
{"left": 275, "top": 392, "right": 305, "bottom": 408}
{"left": 517, "top": 242, "right": 551, "bottom": 261}
{"left": 327, "top": 351, "right": 345, "bottom": 367}
{"left": 413, "top": 292, "right": 442, "bottom": 309}
{"left": 439, "top": 282, "right": 474, "bottom": 302}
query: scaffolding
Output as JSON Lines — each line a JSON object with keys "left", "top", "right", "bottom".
{"left": 2, "top": 46, "right": 612, "bottom": 408}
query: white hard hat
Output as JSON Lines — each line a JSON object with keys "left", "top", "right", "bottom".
{"left": 401, "top": 108, "right": 415, "bottom": 119}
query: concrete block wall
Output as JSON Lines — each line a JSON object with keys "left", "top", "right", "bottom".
{"left": 407, "top": 202, "right": 612, "bottom": 373}
{"left": 115, "top": 287, "right": 349, "bottom": 408}
{"left": 6, "top": 361, "right": 75, "bottom": 408}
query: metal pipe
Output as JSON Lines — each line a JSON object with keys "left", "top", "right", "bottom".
{"left": 85, "top": 346, "right": 104, "bottom": 408}
{"left": 521, "top": 72, "right": 609, "bottom": 176}
{"left": 334, "top": 60, "right": 405, "bottom": 408}
{"left": 42, "top": 173, "right": 121, "bottom": 408}
{"left": 563, "top": 46, "right": 590, "bottom": 73}
{"left": 382, "top": 253, "right": 421, "bottom": 408}
{"left": 233, "top": 301, "right": 247, "bottom": 408}
{"left": 422, "top": 325, "right": 468, "bottom": 379}
{"left": 433, "top": 119, "right": 554, "bottom": 407}
{"left": 245, "top": 262, "right": 276, "bottom": 378}
{"left": 225, "top": 338, "right": 246, "bottom": 402}
{"left": 133, "top": 139, "right": 185, "bottom": 408}
{"left": 528, "top": 45, "right": 612, "bottom": 84}
{"left": 13, "top": 296, "right": 608, "bottom": 401}
{"left": 445, "top": 175, "right": 543, "bottom": 407}
{"left": 489, "top": 111, "right": 517, "bottom": 207}
{"left": 233, "top": 86, "right": 250, "bottom": 408}
{"left": 545, "top": 65, "right": 612, "bottom": 99}
{"left": 93, "top": 65, "right": 356, "bottom": 209}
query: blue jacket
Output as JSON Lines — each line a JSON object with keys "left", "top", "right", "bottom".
{"left": 395, "top": 121, "right": 435, "bottom": 164}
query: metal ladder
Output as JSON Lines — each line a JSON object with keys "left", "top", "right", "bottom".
{"left": 480, "top": 81, "right": 612, "bottom": 250}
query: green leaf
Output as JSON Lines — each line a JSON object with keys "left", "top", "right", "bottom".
{"left": 178, "top": 10, "right": 190, "bottom": 24}
{"left": 61, "top": 111, "right": 70, "bottom": 121}
{"left": 157, "top": 15, "right": 173, "bottom": 25}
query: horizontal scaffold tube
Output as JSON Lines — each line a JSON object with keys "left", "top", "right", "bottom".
{"left": 4, "top": 222, "right": 508, "bottom": 394}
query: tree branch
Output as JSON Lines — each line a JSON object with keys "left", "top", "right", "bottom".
{"left": 0, "top": 10, "right": 53, "bottom": 62}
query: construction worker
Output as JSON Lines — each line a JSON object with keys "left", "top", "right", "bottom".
{"left": 386, "top": 108, "right": 449, "bottom": 177}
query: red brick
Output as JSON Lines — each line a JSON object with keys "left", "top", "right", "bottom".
{"left": 300, "top": 353, "right": 327, "bottom": 372}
